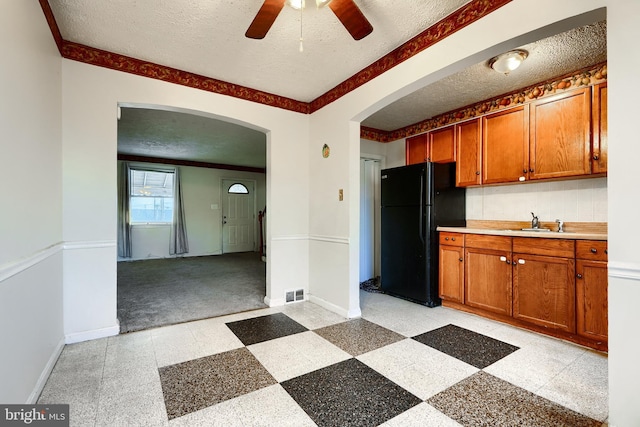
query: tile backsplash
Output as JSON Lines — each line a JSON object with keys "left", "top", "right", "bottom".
{"left": 466, "top": 177, "right": 607, "bottom": 223}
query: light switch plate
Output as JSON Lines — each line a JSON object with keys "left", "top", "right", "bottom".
{"left": 339, "top": 189, "right": 344, "bottom": 201}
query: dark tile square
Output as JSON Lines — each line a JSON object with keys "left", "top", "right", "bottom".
{"left": 225, "top": 312, "right": 308, "bottom": 345}
{"left": 281, "top": 358, "right": 421, "bottom": 427}
{"left": 427, "top": 371, "right": 601, "bottom": 427}
{"left": 413, "top": 324, "right": 519, "bottom": 368}
{"left": 158, "top": 347, "right": 277, "bottom": 419}
{"left": 314, "top": 318, "right": 405, "bottom": 356}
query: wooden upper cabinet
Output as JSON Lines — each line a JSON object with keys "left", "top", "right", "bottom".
{"left": 592, "top": 82, "right": 608, "bottom": 174}
{"left": 529, "top": 87, "right": 592, "bottom": 179}
{"left": 482, "top": 105, "right": 529, "bottom": 184}
{"left": 429, "top": 125, "right": 456, "bottom": 163}
{"left": 456, "top": 119, "right": 482, "bottom": 187}
{"left": 406, "top": 133, "right": 428, "bottom": 165}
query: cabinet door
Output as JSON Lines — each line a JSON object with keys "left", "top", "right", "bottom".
{"left": 576, "top": 260, "right": 608, "bottom": 342}
{"left": 529, "top": 87, "right": 591, "bottom": 179}
{"left": 482, "top": 106, "right": 529, "bottom": 184}
{"left": 439, "top": 245, "right": 464, "bottom": 303}
{"left": 455, "top": 119, "right": 482, "bottom": 187}
{"left": 465, "top": 247, "right": 512, "bottom": 315}
{"left": 592, "top": 82, "right": 608, "bottom": 174}
{"left": 429, "top": 125, "right": 456, "bottom": 163}
{"left": 406, "top": 134, "right": 428, "bottom": 165}
{"left": 513, "top": 254, "right": 576, "bottom": 333}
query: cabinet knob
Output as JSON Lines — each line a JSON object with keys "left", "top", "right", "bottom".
{"left": 475, "top": 171, "right": 480, "bottom": 175}
{"left": 590, "top": 248, "right": 597, "bottom": 254}
{"left": 445, "top": 237, "right": 449, "bottom": 241}
{"left": 593, "top": 155, "right": 600, "bottom": 160}
{"left": 576, "top": 273, "right": 583, "bottom": 279}
{"left": 459, "top": 258, "right": 463, "bottom": 262}
{"left": 605, "top": 249, "right": 608, "bottom": 255}
{"left": 529, "top": 168, "right": 534, "bottom": 173}
{"left": 522, "top": 169, "right": 527, "bottom": 174}
{"left": 451, "top": 237, "right": 456, "bottom": 241}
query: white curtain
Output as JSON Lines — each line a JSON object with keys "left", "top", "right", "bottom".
{"left": 169, "top": 167, "right": 189, "bottom": 255}
{"left": 117, "top": 162, "right": 132, "bottom": 258}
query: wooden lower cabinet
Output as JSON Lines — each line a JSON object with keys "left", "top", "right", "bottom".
{"left": 512, "top": 253, "right": 576, "bottom": 333}
{"left": 576, "top": 260, "right": 608, "bottom": 341}
{"left": 575, "top": 240, "right": 608, "bottom": 342}
{"left": 464, "top": 235, "right": 512, "bottom": 316}
{"left": 439, "top": 232, "right": 465, "bottom": 303}
{"left": 465, "top": 247, "right": 512, "bottom": 316}
{"left": 438, "top": 233, "right": 608, "bottom": 351}
{"left": 439, "top": 245, "right": 464, "bottom": 303}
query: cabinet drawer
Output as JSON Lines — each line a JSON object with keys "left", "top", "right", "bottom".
{"left": 576, "top": 240, "right": 608, "bottom": 261}
{"left": 439, "top": 232, "right": 464, "bottom": 247}
{"left": 465, "top": 234, "right": 511, "bottom": 252}
{"left": 513, "top": 237, "right": 574, "bottom": 258}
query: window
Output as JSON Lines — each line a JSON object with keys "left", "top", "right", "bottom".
{"left": 228, "top": 183, "right": 249, "bottom": 194}
{"left": 130, "top": 169, "right": 174, "bottom": 223}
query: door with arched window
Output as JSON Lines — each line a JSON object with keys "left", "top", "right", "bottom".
{"left": 222, "top": 179, "right": 255, "bottom": 253}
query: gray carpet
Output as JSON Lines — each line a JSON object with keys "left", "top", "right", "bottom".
{"left": 117, "top": 253, "right": 267, "bottom": 333}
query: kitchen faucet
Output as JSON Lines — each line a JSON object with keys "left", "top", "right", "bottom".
{"left": 555, "top": 219, "right": 565, "bottom": 233}
{"left": 531, "top": 212, "right": 539, "bottom": 229}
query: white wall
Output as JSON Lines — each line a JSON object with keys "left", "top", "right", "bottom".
{"left": 466, "top": 177, "right": 607, "bottom": 223}
{"left": 606, "top": 1, "right": 640, "bottom": 425}
{"left": 360, "top": 138, "right": 405, "bottom": 169}
{"left": 119, "top": 161, "right": 266, "bottom": 260}
{"left": 0, "top": 1, "right": 64, "bottom": 403}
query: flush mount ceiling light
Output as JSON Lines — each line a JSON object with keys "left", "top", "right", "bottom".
{"left": 287, "top": 0, "right": 332, "bottom": 9}
{"left": 489, "top": 49, "right": 529, "bottom": 75}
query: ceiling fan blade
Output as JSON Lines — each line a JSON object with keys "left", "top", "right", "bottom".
{"left": 329, "top": 0, "right": 373, "bottom": 41}
{"left": 245, "top": 0, "right": 286, "bottom": 39}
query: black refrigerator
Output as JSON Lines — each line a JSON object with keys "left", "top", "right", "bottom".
{"left": 380, "top": 162, "right": 465, "bottom": 307}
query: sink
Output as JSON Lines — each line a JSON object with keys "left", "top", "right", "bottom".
{"left": 520, "top": 228, "right": 552, "bottom": 232}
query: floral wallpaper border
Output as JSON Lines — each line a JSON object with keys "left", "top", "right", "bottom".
{"left": 361, "top": 62, "right": 608, "bottom": 143}
{"left": 38, "top": 0, "right": 511, "bottom": 116}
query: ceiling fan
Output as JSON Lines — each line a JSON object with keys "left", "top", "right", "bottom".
{"left": 245, "top": 0, "right": 373, "bottom": 41}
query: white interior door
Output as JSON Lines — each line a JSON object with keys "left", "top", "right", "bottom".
{"left": 222, "top": 179, "right": 255, "bottom": 253}
{"left": 360, "top": 158, "right": 381, "bottom": 282}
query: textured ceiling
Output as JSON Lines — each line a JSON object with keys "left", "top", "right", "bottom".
{"left": 362, "top": 20, "right": 607, "bottom": 131}
{"left": 48, "top": 0, "right": 469, "bottom": 102}
{"left": 117, "top": 108, "right": 267, "bottom": 169}
{"left": 46, "top": 1, "right": 607, "bottom": 168}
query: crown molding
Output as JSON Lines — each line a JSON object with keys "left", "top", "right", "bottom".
{"left": 39, "top": 0, "right": 510, "bottom": 119}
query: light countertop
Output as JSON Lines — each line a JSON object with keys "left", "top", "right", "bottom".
{"left": 437, "top": 226, "right": 607, "bottom": 241}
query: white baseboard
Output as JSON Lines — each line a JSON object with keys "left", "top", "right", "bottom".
{"left": 27, "top": 337, "right": 65, "bottom": 404}
{"left": 308, "top": 295, "right": 361, "bottom": 319}
{"left": 65, "top": 323, "right": 120, "bottom": 344}
{"left": 264, "top": 295, "right": 285, "bottom": 307}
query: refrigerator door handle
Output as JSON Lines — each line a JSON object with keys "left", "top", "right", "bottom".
{"left": 419, "top": 171, "right": 425, "bottom": 244}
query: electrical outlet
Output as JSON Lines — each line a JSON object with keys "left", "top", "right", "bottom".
{"left": 339, "top": 189, "right": 344, "bottom": 201}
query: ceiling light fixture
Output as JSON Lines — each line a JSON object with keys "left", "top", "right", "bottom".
{"left": 286, "top": 0, "right": 332, "bottom": 9}
{"left": 285, "top": 0, "right": 334, "bottom": 52}
{"left": 488, "top": 49, "right": 528, "bottom": 75}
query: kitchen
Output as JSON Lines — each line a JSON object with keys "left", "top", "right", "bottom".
{"left": 360, "top": 16, "right": 608, "bottom": 351}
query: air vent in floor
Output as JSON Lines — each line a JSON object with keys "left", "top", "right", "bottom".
{"left": 285, "top": 289, "right": 304, "bottom": 303}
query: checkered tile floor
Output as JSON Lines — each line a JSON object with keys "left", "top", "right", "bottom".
{"left": 39, "top": 292, "right": 609, "bottom": 426}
